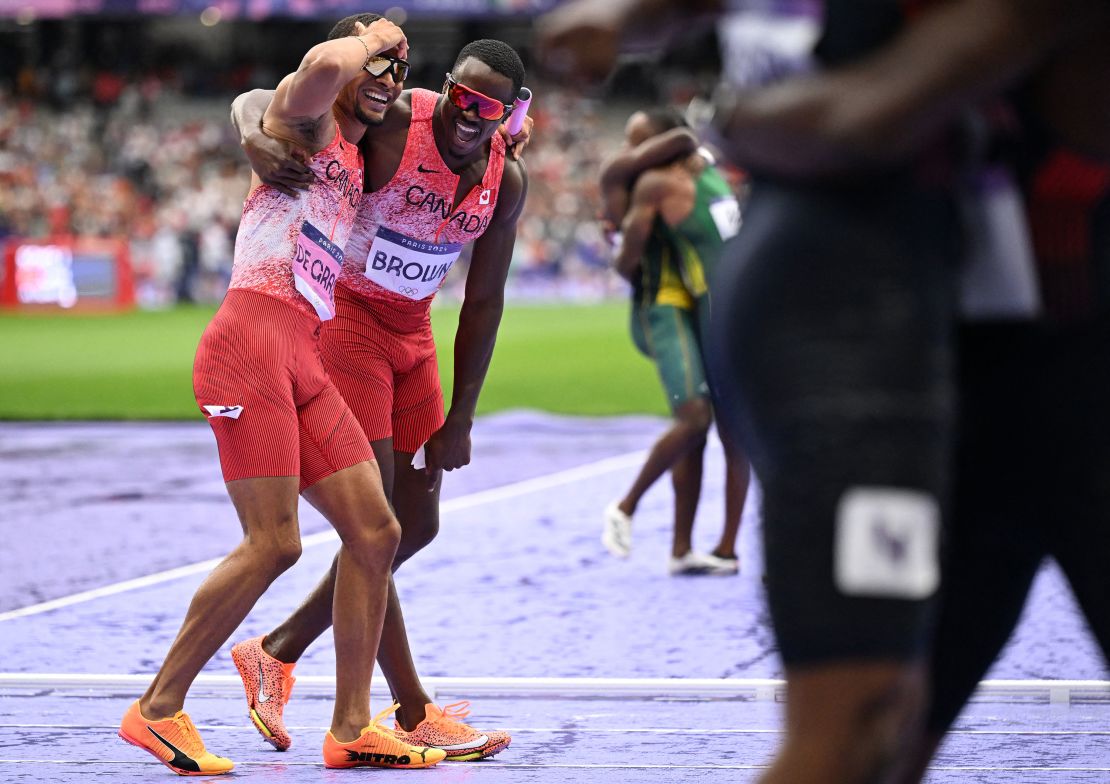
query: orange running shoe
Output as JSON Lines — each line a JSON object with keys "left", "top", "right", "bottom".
{"left": 394, "top": 701, "right": 512, "bottom": 761}
{"left": 230, "top": 635, "right": 296, "bottom": 750}
{"left": 118, "top": 700, "right": 234, "bottom": 776}
{"left": 323, "top": 704, "right": 446, "bottom": 769}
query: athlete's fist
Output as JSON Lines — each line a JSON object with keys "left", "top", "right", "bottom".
{"left": 355, "top": 19, "right": 408, "bottom": 62}
{"left": 499, "top": 114, "right": 534, "bottom": 161}
{"left": 422, "top": 417, "right": 472, "bottom": 479}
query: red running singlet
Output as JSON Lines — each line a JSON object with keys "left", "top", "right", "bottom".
{"left": 196, "top": 123, "right": 373, "bottom": 485}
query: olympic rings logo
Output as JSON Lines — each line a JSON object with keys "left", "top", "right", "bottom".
{"left": 397, "top": 285, "right": 419, "bottom": 296}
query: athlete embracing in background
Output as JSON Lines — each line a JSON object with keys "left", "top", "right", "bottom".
{"left": 599, "top": 107, "right": 751, "bottom": 577}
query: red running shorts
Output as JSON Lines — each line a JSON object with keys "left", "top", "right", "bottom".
{"left": 193, "top": 289, "right": 374, "bottom": 489}
{"left": 318, "top": 285, "right": 445, "bottom": 454}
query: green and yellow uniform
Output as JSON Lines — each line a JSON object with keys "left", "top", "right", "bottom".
{"left": 629, "top": 162, "right": 740, "bottom": 410}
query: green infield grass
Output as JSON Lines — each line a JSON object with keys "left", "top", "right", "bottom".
{"left": 0, "top": 302, "right": 669, "bottom": 420}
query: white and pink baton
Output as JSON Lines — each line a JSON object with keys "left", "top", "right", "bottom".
{"left": 506, "top": 87, "right": 532, "bottom": 136}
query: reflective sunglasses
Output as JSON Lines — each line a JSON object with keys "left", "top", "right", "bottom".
{"left": 364, "top": 55, "right": 410, "bottom": 83}
{"left": 445, "top": 74, "right": 513, "bottom": 121}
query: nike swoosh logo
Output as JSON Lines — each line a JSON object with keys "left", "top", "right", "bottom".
{"left": 417, "top": 164, "right": 440, "bottom": 174}
{"left": 436, "top": 734, "right": 489, "bottom": 751}
{"left": 257, "top": 661, "right": 271, "bottom": 704}
{"left": 147, "top": 726, "right": 201, "bottom": 773}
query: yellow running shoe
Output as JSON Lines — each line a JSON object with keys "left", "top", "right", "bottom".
{"left": 394, "top": 701, "right": 512, "bottom": 761}
{"left": 230, "top": 635, "right": 296, "bottom": 750}
{"left": 118, "top": 700, "right": 234, "bottom": 776}
{"left": 323, "top": 703, "right": 446, "bottom": 769}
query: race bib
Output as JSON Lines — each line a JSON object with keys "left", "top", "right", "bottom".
{"left": 958, "top": 166, "right": 1041, "bottom": 320}
{"left": 364, "top": 225, "right": 462, "bottom": 300}
{"left": 293, "top": 221, "right": 343, "bottom": 320}
{"left": 835, "top": 486, "right": 940, "bottom": 600}
{"left": 709, "top": 196, "right": 741, "bottom": 241}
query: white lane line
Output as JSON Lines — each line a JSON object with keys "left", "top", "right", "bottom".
{"left": 6, "top": 724, "right": 1110, "bottom": 737}
{"left": 2, "top": 759, "right": 762, "bottom": 769}
{"left": 931, "top": 768, "right": 1110, "bottom": 773}
{"left": 0, "top": 449, "right": 647, "bottom": 624}
{"left": 2, "top": 673, "right": 1108, "bottom": 703}
{"left": 2, "top": 759, "right": 1110, "bottom": 772}
{"left": 0, "top": 559, "right": 231, "bottom": 624}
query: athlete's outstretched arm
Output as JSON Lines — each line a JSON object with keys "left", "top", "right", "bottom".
{"left": 231, "top": 89, "right": 315, "bottom": 196}
{"left": 600, "top": 128, "right": 698, "bottom": 223}
{"left": 710, "top": 0, "right": 1109, "bottom": 177}
{"left": 612, "top": 170, "right": 667, "bottom": 282}
{"left": 422, "top": 161, "right": 529, "bottom": 477}
{"left": 264, "top": 19, "right": 406, "bottom": 153}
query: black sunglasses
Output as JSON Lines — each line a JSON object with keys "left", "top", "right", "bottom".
{"left": 364, "top": 55, "right": 410, "bottom": 83}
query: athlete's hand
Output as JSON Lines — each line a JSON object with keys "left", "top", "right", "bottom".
{"left": 243, "top": 130, "right": 314, "bottom": 196}
{"left": 355, "top": 18, "right": 408, "bottom": 62}
{"left": 422, "top": 417, "right": 472, "bottom": 480}
{"left": 499, "top": 114, "right": 534, "bottom": 161}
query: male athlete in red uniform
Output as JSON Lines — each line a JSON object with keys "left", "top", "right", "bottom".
{"left": 228, "top": 37, "right": 528, "bottom": 761}
{"left": 118, "top": 16, "right": 446, "bottom": 774}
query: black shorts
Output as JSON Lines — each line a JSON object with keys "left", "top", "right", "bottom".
{"left": 708, "top": 177, "right": 961, "bottom": 666}
{"left": 925, "top": 320, "right": 1110, "bottom": 730}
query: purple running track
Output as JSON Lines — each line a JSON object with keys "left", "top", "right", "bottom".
{"left": 0, "top": 412, "right": 1108, "bottom": 781}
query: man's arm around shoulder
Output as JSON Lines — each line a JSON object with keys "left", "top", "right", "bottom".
{"left": 613, "top": 168, "right": 668, "bottom": 281}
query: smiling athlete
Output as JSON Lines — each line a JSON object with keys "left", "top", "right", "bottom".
{"left": 229, "top": 38, "right": 527, "bottom": 761}
{"left": 118, "top": 15, "right": 445, "bottom": 774}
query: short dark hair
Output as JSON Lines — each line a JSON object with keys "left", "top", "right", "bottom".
{"left": 328, "top": 13, "right": 385, "bottom": 40}
{"left": 453, "top": 39, "right": 526, "bottom": 96}
{"left": 643, "top": 106, "right": 688, "bottom": 135}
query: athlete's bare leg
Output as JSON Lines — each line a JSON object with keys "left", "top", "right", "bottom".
{"left": 379, "top": 448, "right": 442, "bottom": 731}
{"left": 263, "top": 557, "right": 335, "bottom": 664}
{"left": 890, "top": 731, "right": 943, "bottom": 784}
{"left": 712, "top": 433, "right": 751, "bottom": 560}
{"left": 301, "top": 459, "right": 400, "bottom": 741}
{"left": 760, "top": 662, "right": 927, "bottom": 784}
{"left": 263, "top": 436, "right": 397, "bottom": 663}
{"left": 140, "top": 476, "right": 303, "bottom": 718}
{"left": 669, "top": 437, "right": 706, "bottom": 557}
{"left": 617, "top": 396, "right": 713, "bottom": 518}
{"left": 261, "top": 439, "right": 442, "bottom": 731}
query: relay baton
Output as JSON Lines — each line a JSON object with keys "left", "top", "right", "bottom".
{"left": 506, "top": 87, "right": 532, "bottom": 135}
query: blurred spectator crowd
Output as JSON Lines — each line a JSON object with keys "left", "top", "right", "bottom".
{"left": 0, "top": 64, "right": 629, "bottom": 307}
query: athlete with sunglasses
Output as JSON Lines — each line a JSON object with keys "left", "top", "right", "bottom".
{"left": 118, "top": 15, "right": 449, "bottom": 774}
{"left": 229, "top": 36, "right": 528, "bottom": 762}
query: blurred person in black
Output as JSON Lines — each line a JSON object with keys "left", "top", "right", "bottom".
{"left": 539, "top": 1, "right": 1110, "bottom": 782}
